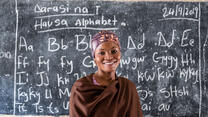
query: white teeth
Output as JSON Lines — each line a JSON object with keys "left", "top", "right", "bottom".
{"left": 104, "top": 62, "right": 114, "bottom": 64}
{"left": 103, "top": 61, "right": 116, "bottom": 64}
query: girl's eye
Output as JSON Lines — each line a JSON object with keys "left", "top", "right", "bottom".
{"left": 111, "top": 49, "right": 117, "bottom": 54}
{"left": 99, "top": 51, "right": 105, "bottom": 55}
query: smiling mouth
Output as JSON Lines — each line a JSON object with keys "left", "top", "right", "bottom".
{"left": 103, "top": 60, "right": 117, "bottom": 65}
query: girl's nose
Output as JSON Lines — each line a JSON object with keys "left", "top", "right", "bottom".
{"left": 105, "top": 52, "right": 113, "bottom": 60}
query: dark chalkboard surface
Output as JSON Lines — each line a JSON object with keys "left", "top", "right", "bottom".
{"left": 0, "top": 0, "right": 208, "bottom": 116}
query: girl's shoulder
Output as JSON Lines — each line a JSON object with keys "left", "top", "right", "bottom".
{"left": 118, "top": 76, "right": 137, "bottom": 88}
{"left": 72, "top": 73, "right": 94, "bottom": 87}
{"left": 118, "top": 76, "right": 135, "bottom": 83}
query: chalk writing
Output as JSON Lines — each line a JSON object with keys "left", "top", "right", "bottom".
{"left": 162, "top": 4, "right": 199, "bottom": 19}
{"left": 34, "top": 18, "right": 68, "bottom": 30}
{"left": 0, "top": 51, "right": 12, "bottom": 59}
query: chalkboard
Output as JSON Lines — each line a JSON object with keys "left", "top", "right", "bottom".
{"left": 0, "top": 0, "right": 208, "bottom": 117}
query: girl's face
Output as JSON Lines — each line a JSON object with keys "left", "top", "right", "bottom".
{"left": 94, "top": 41, "right": 121, "bottom": 73}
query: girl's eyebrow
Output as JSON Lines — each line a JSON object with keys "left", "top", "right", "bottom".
{"left": 99, "top": 46, "right": 116, "bottom": 50}
{"left": 111, "top": 46, "right": 116, "bottom": 49}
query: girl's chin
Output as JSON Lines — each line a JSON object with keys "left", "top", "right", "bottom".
{"left": 103, "top": 68, "right": 117, "bottom": 73}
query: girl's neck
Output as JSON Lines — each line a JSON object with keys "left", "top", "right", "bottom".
{"left": 94, "top": 71, "right": 116, "bottom": 86}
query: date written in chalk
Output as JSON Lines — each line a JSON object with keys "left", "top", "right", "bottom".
{"left": 162, "top": 4, "right": 199, "bottom": 19}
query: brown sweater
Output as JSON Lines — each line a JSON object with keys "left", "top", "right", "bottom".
{"left": 69, "top": 73, "right": 143, "bottom": 117}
